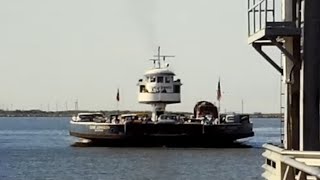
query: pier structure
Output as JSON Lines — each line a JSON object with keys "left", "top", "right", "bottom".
{"left": 248, "top": 0, "right": 320, "bottom": 179}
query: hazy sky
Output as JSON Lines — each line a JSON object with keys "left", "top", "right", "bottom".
{"left": 0, "top": 0, "right": 282, "bottom": 113}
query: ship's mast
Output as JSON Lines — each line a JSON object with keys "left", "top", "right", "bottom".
{"left": 157, "top": 46, "right": 161, "bottom": 68}
{"left": 151, "top": 46, "right": 175, "bottom": 69}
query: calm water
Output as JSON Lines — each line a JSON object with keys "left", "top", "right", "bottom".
{"left": 0, "top": 117, "right": 281, "bottom": 180}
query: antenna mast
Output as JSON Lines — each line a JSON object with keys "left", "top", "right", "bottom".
{"left": 149, "top": 58, "right": 158, "bottom": 68}
{"left": 158, "top": 46, "right": 161, "bottom": 68}
{"left": 153, "top": 46, "right": 175, "bottom": 68}
{"left": 75, "top": 99, "right": 78, "bottom": 111}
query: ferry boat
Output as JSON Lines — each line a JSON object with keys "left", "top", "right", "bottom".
{"left": 69, "top": 47, "right": 254, "bottom": 147}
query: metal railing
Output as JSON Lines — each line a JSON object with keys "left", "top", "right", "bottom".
{"left": 248, "top": 0, "right": 275, "bottom": 36}
{"left": 262, "top": 144, "right": 320, "bottom": 180}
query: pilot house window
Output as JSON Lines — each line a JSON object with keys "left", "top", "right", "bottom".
{"left": 173, "top": 85, "right": 180, "bottom": 93}
{"left": 140, "top": 85, "right": 147, "bottom": 93}
{"left": 157, "top": 76, "right": 164, "bottom": 83}
{"left": 150, "top": 76, "right": 156, "bottom": 82}
{"left": 165, "top": 77, "right": 171, "bottom": 83}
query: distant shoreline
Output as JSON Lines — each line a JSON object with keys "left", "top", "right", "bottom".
{"left": 0, "top": 110, "right": 282, "bottom": 119}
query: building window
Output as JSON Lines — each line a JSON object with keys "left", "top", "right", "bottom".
{"left": 157, "top": 76, "right": 164, "bottom": 83}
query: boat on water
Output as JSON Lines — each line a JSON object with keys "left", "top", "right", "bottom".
{"left": 69, "top": 47, "right": 254, "bottom": 147}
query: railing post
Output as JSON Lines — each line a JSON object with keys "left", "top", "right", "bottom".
{"left": 253, "top": 0, "right": 256, "bottom": 33}
{"left": 259, "top": 2, "right": 262, "bottom": 30}
{"left": 272, "top": 0, "right": 275, "bottom": 21}
{"left": 265, "top": 0, "right": 268, "bottom": 24}
{"left": 248, "top": 0, "right": 250, "bottom": 36}
{"left": 282, "top": 165, "right": 295, "bottom": 180}
{"left": 296, "top": 171, "right": 307, "bottom": 180}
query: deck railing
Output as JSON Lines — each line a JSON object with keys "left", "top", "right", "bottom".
{"left": 262, "top": 144, "right": 320, "bottom": 180}
{"left": 248, "top": 0, "right": 275, "bottom": 36}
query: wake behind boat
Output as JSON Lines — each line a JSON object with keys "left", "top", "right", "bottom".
{"left": 69, "top": 47, "right": 254, "bottom": 147}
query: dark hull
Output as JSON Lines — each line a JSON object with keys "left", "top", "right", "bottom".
{"left": 69, "top": 122, "right": 254, "bottom": 147}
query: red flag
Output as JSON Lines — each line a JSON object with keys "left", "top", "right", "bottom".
{"left": 116, "top": 88, "right": 120, "bottom": 102}
{"left": 217, "top": 80, "right": 221, "bottom": 101}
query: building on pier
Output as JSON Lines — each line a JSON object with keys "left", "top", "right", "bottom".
{"left": 247, "top": 0, "right": 320, "bottom": 179}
